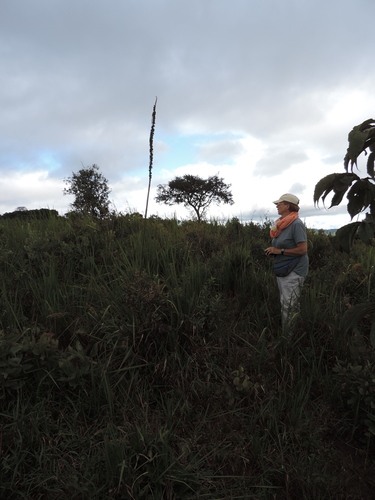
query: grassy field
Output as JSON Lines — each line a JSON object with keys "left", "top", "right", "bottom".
{"left": 1, "top": 213, "right": 375, "bottom": 499}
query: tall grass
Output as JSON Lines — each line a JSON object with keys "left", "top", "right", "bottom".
{"left": 0, "top": 214, "right": 374, "bottom": 499}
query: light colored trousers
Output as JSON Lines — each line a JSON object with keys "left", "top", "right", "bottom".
{"left": 276, "top": 271, "right": 305, "bottom": 325}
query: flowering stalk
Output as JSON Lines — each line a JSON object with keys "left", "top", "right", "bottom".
{"left": 144, "top": 97, "right": 157, "bottom": 219}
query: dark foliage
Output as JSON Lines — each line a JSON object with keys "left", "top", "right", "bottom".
{"left": 1, "top": 208, "right": 59, "bottom": 220}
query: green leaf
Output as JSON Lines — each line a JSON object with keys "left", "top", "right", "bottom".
{"left": 347, "top": 180, "right": 367, "bottom": 218}
{"left": 314, "top": 173, "right": 359, "bottom": 207}
{"left": 10, "top": 344, "right": 24, "bottom": 355}
{"left": 333, "top": 222, "right": 360, "bottom": 253}
{"left": 8, "top": 357, "right": 22, "bottom": 367}
{"left": 330, "top": 173, "right": 359, "bottom": 207}
{"left": 340, "top": 302, "right": 375, "bottom": 333}
{"left": 366, "top": 126, "right": 375, "bottom": 152}
{"left": 313, "top": 173, "right": 337, "bottom": 205}
{"left": 351, "top": 364, "right": 363, "bottom": 373}
{"left": 344, "top": 119, "right": 375, "bottom": 171}
{"left": 357, "top": 219, "right": 375, "bottom": 244}
{"left": 367, "top": 151, "right": 375, "bottom": 179}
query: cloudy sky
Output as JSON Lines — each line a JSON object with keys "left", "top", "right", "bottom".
{"left": 1, "top": 0, "right": 375, "bottom": 228}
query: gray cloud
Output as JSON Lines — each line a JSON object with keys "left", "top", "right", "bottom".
{"left": 254, "top": 148, "right": 308, "bottom": 176}
{"left": 288, "top": 183, "right": 306, "bottom": 196}
{"left": 196, "top": 139, "right": 245, "bottom": 164}
{"left": 0, "top": 0, "right": 374, "bottom": 220}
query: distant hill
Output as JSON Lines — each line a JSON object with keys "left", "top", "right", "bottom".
{"left": 308, "top": 228, "right": 337, "bottom": 235}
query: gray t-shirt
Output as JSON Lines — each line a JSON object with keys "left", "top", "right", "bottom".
{"left": 271, "top": 218, "right": 309, "bottom": 277}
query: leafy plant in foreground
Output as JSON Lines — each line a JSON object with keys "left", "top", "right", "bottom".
{"left": 314, "top": 118, "right": 375, "bottom": 252}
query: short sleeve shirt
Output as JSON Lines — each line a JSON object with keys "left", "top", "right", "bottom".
{"left": 271, "top": 218, "right": 309, "bottom": 277}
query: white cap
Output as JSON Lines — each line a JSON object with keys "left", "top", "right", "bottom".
{"left": 273, "top": 193, "right": 300, "bottom": 205}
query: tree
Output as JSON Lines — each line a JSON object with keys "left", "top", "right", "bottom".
{"left": 64, "top": 164, "right": 111, "bottom": 218}
{"left": 155, "top": 174, "right": 234, "bottom": 222}
{"left": 314, "top": 118, "right": 375, "bottom": 252}
{"left": 1, "top": 208, "right": 58, "bottom": 220}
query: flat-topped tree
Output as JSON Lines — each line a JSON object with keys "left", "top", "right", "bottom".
{"left": 314, "top": 119, "right": 375, "bottom": 252}
{"left": 155, "top": 174, "right": 234, "bottom": 222}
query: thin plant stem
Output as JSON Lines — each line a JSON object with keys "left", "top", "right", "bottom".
{"left": 144, "top": 97, "right": 157, "bottom": 220}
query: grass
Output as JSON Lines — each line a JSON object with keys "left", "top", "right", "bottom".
{"left": 0, "top": 214, "right": 375, "bottom": 499}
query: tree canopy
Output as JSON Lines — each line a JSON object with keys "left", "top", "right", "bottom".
{"left": 64, "top": 164, "right": 111, "bottom": 218}
{"left": 155, "top": 174, "right": 234, "bottom": 222}
{"left": 314, "top": 119, "right": 375, "bottom": 252}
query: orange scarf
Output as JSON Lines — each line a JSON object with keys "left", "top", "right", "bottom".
{"left": 270, "top": 212, "right": 299, "bottom": 238}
